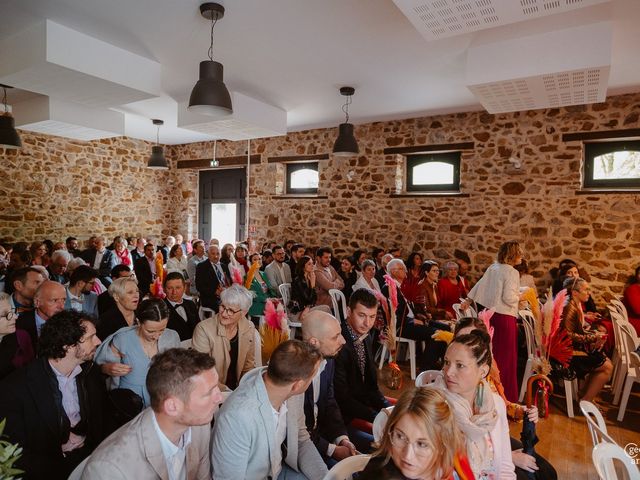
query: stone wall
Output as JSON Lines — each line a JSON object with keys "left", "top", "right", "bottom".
{"left": 0, "top": 134, "right": 176, "bottom": 242}
{"left": 2, "top": 93, "right": 639, "bottom": 304}
{"left": 171, "top": 93, "right": 640, "bottom": 304}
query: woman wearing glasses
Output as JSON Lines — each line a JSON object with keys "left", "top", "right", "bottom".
{"left": 0, "top": 292, "right": 34, "bottom": 380}
{"left": 359, "top": 387, "right": 469, "bottom": 480}
{"left": 192, "top": 284, "right": 256, "bottom": 391}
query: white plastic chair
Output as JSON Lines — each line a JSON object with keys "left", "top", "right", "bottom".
{"left": 518, "top": 314, "right": 536, "bottom": 402}
{"left": 329, "top": 288, "right": 348, "bottom": 320}
{"left": 592, "top": 442, "right": 640, "bottom": 480}
{"left": 378, "top": 337, "right": 416, "bottom": 380}
{"left": 580, "top": 400, "right": 616, "bottom": 447}
{"left": 452, "top": 302, "right": 476, "bottom": 320}
{"left": 198, "top": 306, "right": 215, "bottom": 321}
{"left": 322, "top": 454, "right": 371, "bottom": 480}
{"left": 372, "top": 406, "right": 394, "bottom": 442}
{"left": 610, "top": 298, "right": 629, "bottom": 321}
{"left": 609, "top": 309, "right": 630, "bottom": 405}
{"left": 254, "top": 328, "right": 263, "bottom": 367}
{"left": 279, "top": 283, "right": 301, "bottom": 338}
{"left": 415, "top": 369, "right": 441, "bottom": 387}
{"left": 68, "top": 456, "right": 90, "bottom": 480}
{"left": 563, "top": 377, "right": 580, "bottom": 418}
{"left": 617, "top": 323, "right": 640, "bottom": 422}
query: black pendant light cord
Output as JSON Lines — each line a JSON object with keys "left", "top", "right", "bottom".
{"left": 342, "top": 95, "right": 352, "bottom": 123}
{"left": 156, "top": 124, "right": 160, "bottom": 145}
{"left": 208, "top": 15, "right": 218, "bottom": 61}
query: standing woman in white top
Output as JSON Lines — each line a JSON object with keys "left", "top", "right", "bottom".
{"left": 466, "top": 241, "right": 524, "bottom": 403}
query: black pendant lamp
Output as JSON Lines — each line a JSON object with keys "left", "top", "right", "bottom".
{"left": 188, "top": 3, "right": 233, "bottom": 116}
{"left": 147, "top": 119, "right": 168, "bottom": 170}
{"left": 0, "top": 85, "right": 22, "bottom": 149}
{"left": 332, "top": 86, "right": 359, "bottom": 157}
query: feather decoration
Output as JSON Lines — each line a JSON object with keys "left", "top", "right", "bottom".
{"left": 149, "top": 277, "right": 166, "bottom": 299}
{"left": 372, "top": 289, "right": 390, "bottom": 323}
{"left": 477, "top": 308, "right": 495, "bottom": 340}
{"left": 244, "top": 260, "right": 260, "bottom": 289}
{"left": 230, "top": 265, "right": 243, "bottom": 285}
{"left": 541, "top": 289, "right": 554, "bottom": 342}
{"left": 547, "top": 330, "right": 573, "bottom": 368}
{"left": 155, "top": 251, "right": 165, "bottom": 284}
{"left": 259, "top": 298, "right": 290, "bottom": 364}
{"left": 521, "top": 287, "right": 541, "bottom": 323}
{"left": 549, "top": 289, "right": 567, "bottom": 340}
{"left": 384, "top": 274, "right": 398, "bottom": 311}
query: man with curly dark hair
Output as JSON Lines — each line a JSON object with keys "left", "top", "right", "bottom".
{"left": 0, "top": 310, "right": 106, "bottom": 480}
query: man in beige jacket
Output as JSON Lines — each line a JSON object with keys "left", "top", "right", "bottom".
{"left": 81, "top": 348, "right": 222, "bottom": 479}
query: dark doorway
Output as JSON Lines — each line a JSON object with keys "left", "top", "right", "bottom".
{"left": 198, "top": 168, "right": 246, "bottom": 244}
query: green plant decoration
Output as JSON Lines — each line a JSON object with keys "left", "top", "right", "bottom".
{"left": 0, "top": 419, "right": 23, "bottom": 480}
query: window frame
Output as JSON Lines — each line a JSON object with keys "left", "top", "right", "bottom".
{"left": 405, "top": 151, "right": 461, "bottom": 193}
{"left": 285, "top": 161, "right": 319, "bottom": 194}
{"left": 583, "top": 140, "right": 640, "bottom": 189}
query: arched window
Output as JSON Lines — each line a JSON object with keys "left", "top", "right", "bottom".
{"left": 286, "top": 162, "right": 319, "bottom": 194}
{"left": 406, "top": 152, "right": 461, "bottom": 192}
{"left": 584, "top": 141, "right": 640, "bottom": 189}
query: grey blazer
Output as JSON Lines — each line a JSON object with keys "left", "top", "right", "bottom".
{"left": 211, "top": 367, "right": 327, "bottom": 480}
{"left": 82, "top": 407, "right": 211, "bottom": 480}
{"left": 264, "top": 262, "right": 292, "bottom": 297}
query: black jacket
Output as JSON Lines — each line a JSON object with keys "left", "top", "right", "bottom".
{"left": 334, "top": 324, "right": 387, "bottom": 423}
{"left": 16, "top": 310, "right": 38, "bottom": 351}
{"left": 97, "top": 307, "right": 129, "bottom": 341}
{"left": 0, "top": 358, "right": 106, "bottom": 479}
{"left": 133, "top": 256, "right": 154, "bottom": 298}
{"left": 290, "top": 276, "right": 317, "bottom": 313}
{"left": 195, "top": 261, "right": 230, "bottom": 311}
{"left": 80, "top": 249, "right": 116, "bottom": 287}
{"left": 303, "top": 358, "right": 347, "bottom": 456}
{"left": 164, "top": 298, "right": 200, "bottom": 341}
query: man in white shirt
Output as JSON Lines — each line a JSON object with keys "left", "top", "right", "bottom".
{"left": 186, "top": 240, "right": 206, "bottom": 296}
{"left": 83, "top": 348, "right": 222, "bottom": 479}
{"left": 265, "top": 245, "right": 292, "bottom": 297}
{"left": 211, "top": 340, "right": 328, "bottom": 480}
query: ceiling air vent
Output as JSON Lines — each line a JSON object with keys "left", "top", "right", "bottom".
{"left": 392, "top": 0, "right": 610, "bottom": 40}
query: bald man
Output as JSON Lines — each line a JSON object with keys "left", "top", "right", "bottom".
{"left": 301, "top": 310, "right": 357, "bottom": 466}
{"left": 17, "top": 280, "right": 66, "bottom": 349}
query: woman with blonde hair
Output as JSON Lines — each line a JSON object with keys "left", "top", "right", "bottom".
{"left": 465, "top": 240, "right": 525, "bottom": 402}
{"left": 359, "top": 387, "right": 469, "bottom": 480}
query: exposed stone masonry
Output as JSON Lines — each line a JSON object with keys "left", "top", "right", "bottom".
{"left": 2, "top": 93, "right": 640, "bottom": 305}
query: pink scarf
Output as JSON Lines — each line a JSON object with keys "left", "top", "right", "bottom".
{"left": 115, "top": 248, "right": 131, "bottom": 266}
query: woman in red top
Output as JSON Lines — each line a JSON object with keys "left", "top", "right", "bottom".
{"left": 437, "top": 261, "right": 469, "bottom": 317}
{"left": 401, "top": 252, "right": 423, "bottom": 304}
{"left": 622, "top": 265, "right": 640, "bottom": 335}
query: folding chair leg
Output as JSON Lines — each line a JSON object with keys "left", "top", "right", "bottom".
{"left": 617, "top": 376, "right": 634, "bottom": 422}
{"left": 518, "top": 360, "right": 532, "bottom": 402}
{"left": 613, "top": 364, "right": 627, "bottom": 406}
{"left": 564, "top": 379, "right": 575, "bottom": 418}
{"left": 408, "top": 341, "right": 416, "bottom": 380}
{"left": 378, "top": 345, "right": 388, "bottom": 370}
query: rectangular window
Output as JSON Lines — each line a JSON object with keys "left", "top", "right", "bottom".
{"left": 584, "top": 141, "right": 640, "bottom": 189}
{"left": 286, "top": 162, "right": 319, "bottom": 194}
{"left": 406, "top": 152, "right": 461, "bottom": 192}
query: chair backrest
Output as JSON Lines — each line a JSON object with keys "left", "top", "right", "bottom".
{"left": 619, "top": 323, "right": 640, "bottom": 364}
{"left": 610, "top": 310, "right": 629, "bottom": 361}
{"left": 322, "top": 454, "right": 372, "bottom": 480}
{"left": 279, "top": 283, "right": 291, "bottom": 309}
{"left": 520, "top": 315, "right": 536, "bottom": 359}
{"left": 415, "top": 369, "right": 442, "bottom": 387}
{"left": 579, "top": 400, "right": 615, "bottom": 447}
{"left": 453, "top": 302, "right": 477, "bottom": 319}
{"left": 254, "top": 328, "right": 263, "bottom": 367}
{"left": 68, "top": 455, "right": 90, "bottom": 480}
{"left": 372, "top": 406, "right": 394, "bottom": 441}
{"left": 198, "top": 306, "right": 215, "bottom": 321}
{"left": 592, "top": 442, "right": 640, "bottom": 480}
{"left": 329, "top": 288, "right": 347, "bottom": 319}
{"left": 610, "top": 298, "right": 629, "bottom": 321}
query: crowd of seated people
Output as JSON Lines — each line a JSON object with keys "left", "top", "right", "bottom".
{"left": 0, "top": 232, "right": 632, "bottom": 479}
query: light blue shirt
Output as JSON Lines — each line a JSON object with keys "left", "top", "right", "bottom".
{"left": 151, "top": 411, "right": 191, "bottom": 480}
{"left": 35, "top": 311, "right": 46, "bottom": 337}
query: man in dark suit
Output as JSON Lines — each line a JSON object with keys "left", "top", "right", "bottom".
{"left": 288, "top": 243, "right": 305, "bottom": 279}
{"left": 80, "top": 236, "right": 116, "bottom": 288}
{"left": 97, "top": 264, "right": 132, "bottom": 315}
{"left": 163, "top": 272, "right": 199, "bottom": 341}
{"left": 17, "top": 280, "right": 66, "bottom": 350}
{"left": 133, "top": 243, "right": 156, "bottom": 298}
{"left": 301, "top": 310, "right": 358, "bottom": 466}
{"left": 195, "top": 244, "right": 230, "bottom": 313}
{"left": 0, "top": 310, "right": 105, "bottom": 479}
{"left": 334, "top": 289, "right": 389, "bottom": 453}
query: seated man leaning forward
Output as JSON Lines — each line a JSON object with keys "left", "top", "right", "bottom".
{"left": 211, "top": 339, "right": 328, "bottom": 480}
{"left": 82, "top": 348, "right": 222, "bottom": 479}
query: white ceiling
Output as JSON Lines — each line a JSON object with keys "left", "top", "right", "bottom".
{"left": 1, "top": 0, "right": 639, "bottom": 144}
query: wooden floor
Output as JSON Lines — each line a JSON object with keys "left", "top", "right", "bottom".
{"left": 380, "top": 365, "right": 640, "bottom": 479}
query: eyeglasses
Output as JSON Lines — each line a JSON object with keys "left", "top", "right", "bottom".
{"left": 389, "top": 430, "right": 432, "bottom": 456}
{"left": 0, "top": 309, "right": 18, "bottom": 321}
{"left": 219, "top": 305, "right": 242, "bottom": 316}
